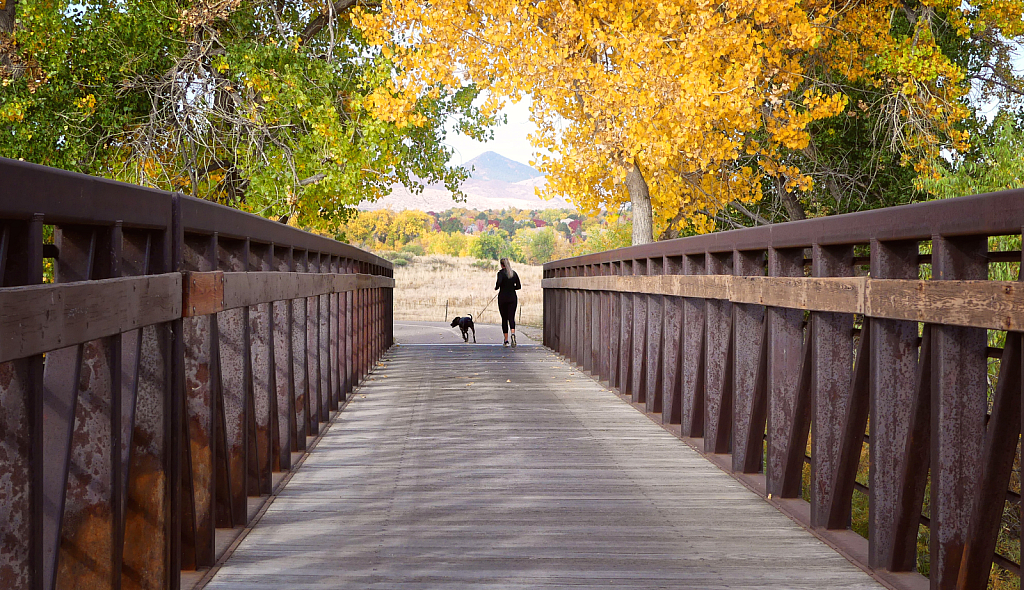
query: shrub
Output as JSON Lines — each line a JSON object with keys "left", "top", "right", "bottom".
{"left": 401, "top": 244, "right": 425, "bottom": 256}
{"left": 392, "top": 258, "right": 409, "bottom": 267}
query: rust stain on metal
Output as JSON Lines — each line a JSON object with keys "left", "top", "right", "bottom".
{"left": 122, "top": 325, "right": 168, "bottom": 590}
{"left": 216, "top": 308, "right": 247, "bottom": 525}
{"left": 56, "top": 338, "right": 115, "bottom": 589}
{"left": 183, "top": 316, "right": 214, "bottom": 564}
{"left": 0, "top": 360, "right": 32, "bottom": 589}
{"left": 183, "top": 272, "right": 225, "bottom": 317}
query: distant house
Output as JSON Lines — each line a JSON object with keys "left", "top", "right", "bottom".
{"left": 486, "top": 219, "right": 500, "bottom": 229}
{"left": 532, "top": 218, "right": 547, "bottom": 227}
{"left": 568, "top": 219, "right": 582, "bottom": 233}
{"left": 475, "top": 220, "right": 486, "bottom": 232}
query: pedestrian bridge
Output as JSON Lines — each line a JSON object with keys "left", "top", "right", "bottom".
{"left": 201, "top": 334, "right": 878, "bottom": 590}
{"left": 1, "top": 157, "right": 1023, "bottom": 590}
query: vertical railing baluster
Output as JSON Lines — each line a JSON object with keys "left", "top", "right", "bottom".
{"left": 0, "top": 215, "right": 44, "bottom": 590}
{"left": 868, "top": 239, "right": 921, "bottom": 569}
{"left": 619, "top": 260, "right": 633, "bottom": 396}
{"left": 766, "top": 247, "right": 804, "bottom": 498}
{"left": 608, "top": 262, "right": 621, "bottom": 390}
{"left": 662, "top": 256, "right": 683, "bottom": 425}
{"left": 731, "top": 249, "right": 765, "bottom": 471}
{"left": 631, "top": 259, "right": 647, "bottom": 405}
{"left": 704, "top": 252, "right": 732, "bottom": 454}
{"left": 681, "top": 253, "right": 705, "bottom": 437}
{"left": 810, "top": 244, "right": 855, "bottom": 527}
{"left": 930, "top": 234, "right": 988, "bottom": 590}
{"left": 645, "top": 257, "right": 663, "bottom": 415}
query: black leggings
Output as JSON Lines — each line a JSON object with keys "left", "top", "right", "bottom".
{"left": 498, "top": 299, "right": 517, "bottom": 334}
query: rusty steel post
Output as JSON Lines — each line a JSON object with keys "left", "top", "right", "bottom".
{"left": 731, "top": 250, "right": 766, "bottom": 472}
{"left": 662, "top": 256, "right": 683, "bottom": 425}
{"left": 766, "top": 247, "right": 805, "bottom": 499}
{"left": 704, "top": 252, "right": 732, "bottom": 454}
{"left": 868, "top": 239, "right": 921, "bottom": 569}
{"left": 608, "top": 262, "right": 621, "bottom": 391}
{"left": 645, "top": 257, "right": 664, "bottom": 415}
{"left": 809, "top": 244, "right": 855, "bottom": 528}
{"left": 46, "top": 224, "right": 124, "bottom": 590}
{"left": 248, "top": 242, "right": 273, "bottom": 496}
{"left": 291, "top": 251, "right": 309, "bottom": 451}
{"left": 0, "top": 215, "right": 44, "bottom": 590}
{"left": 619, "top": 260, "right": 633, "bottom": 397}
{"left": 681, "top": 254, "right": 706, "bottom": 438}
{"left": 631, "top": 259, "right": 648, "bottom": 405}
{"left": 930, "top": 234, "right": 988, "bottom": 590}
{"left": 216, "top": 238, "right": 249, "bottom": 526}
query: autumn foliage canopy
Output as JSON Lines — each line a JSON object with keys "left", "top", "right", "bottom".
{"left": 355, "top": 0, "right": 1024, "bottom": 241}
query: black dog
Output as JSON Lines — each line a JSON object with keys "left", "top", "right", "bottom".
{"left": 450, "top": 314, "right": 476, "bottom": 343}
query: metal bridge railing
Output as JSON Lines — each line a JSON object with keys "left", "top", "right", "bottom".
{"left": 0, "top": 157, "right": 394, "bottom": 590}
{"left": 542, "top": 190, "right": 1024, "bottom": 590}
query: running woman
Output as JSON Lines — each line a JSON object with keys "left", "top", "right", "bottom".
{"left": 495, "top": 257, "right": 522, "bottom": 347}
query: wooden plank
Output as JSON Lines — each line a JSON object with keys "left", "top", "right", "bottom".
{"left": 205, "top": 342, "right": 886, "bottom": 590}
{"left": 866, "top": 279, "right": 1024, "bottom": 330}
{"left": 541, "top": 275, "right": 1024, "bottom": 331}
{"left": 0, "top": 274, "right": 182, "bottom": 363}
{"left": 183, "top": 272, "right": 395, "bottom": 317}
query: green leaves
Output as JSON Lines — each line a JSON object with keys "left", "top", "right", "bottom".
{"left": 1, "top": 0, "right": 490, "bottom": 232}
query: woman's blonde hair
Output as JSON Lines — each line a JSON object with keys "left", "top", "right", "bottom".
{"left": 500, "top": 257, "right": 513, "bottom": 279}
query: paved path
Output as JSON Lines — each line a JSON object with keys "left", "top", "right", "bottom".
{"left": 204, "top": 331, "right": 882, "bottom": 589}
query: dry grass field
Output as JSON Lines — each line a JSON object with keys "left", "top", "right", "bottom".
{"left": 392, "top": 255, "right": 544, "bottom": 328}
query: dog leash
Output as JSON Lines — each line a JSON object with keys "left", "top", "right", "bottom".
{"left": 477, "top": 292, "right": 498, "bottom": 317}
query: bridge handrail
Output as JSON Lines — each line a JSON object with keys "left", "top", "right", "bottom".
{"left": 0, "top": 157, "right": 394, "bottom": 590}
{"left": 542, "top": 189, "right": 1024, "bottom": 590}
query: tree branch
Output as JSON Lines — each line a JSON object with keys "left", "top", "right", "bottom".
{"left": 728, "top": 200, "right": 769, "bottom": 225}
{"left": 300, "top": 0, "right": 369, "bottom": 45}
{"left": 971, "top": 73, "right": 1024, "bottom": 98}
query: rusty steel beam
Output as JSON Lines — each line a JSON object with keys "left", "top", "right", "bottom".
{"left": 930, "top": 235, "right": 989, "bottom": 590}
{"left": 681, "top": 254, "right": 706, "bottom": 438}
{"left": 810, "top": 244, "right": 855, "bottom": 528}
{"left": 731, "top": 250, "right": 765, "bottom": 472}
{"left": 645, "top": 257, "right": 664, "bottom": 415}
{"left": 868, "top": 239, "right": 921, "bottom": 569}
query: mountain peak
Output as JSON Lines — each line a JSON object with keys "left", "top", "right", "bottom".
{"left": 464, "top": 151, "right": 541, "bottom": 183}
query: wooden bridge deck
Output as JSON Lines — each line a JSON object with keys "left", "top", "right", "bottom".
{"left": 203, "top": 334, "right": 883, "bottom": 589}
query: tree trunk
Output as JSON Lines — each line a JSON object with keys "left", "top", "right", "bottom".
{"left": 0, "top": 0, "right": 15, "bottom": 34}
{"left": 625, "top": 162, "right": 654, "bottom": 245}
{"left": 775, "top": 175, "right": 806, "bottom": 221}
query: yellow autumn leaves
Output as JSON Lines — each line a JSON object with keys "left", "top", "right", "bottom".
{"left": 355, "top": 0, "right": 1020, "bottom": 232}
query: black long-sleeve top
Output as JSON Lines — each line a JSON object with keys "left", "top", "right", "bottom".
{"left": 495, "top": 270, "right": 522, "bottom": 303}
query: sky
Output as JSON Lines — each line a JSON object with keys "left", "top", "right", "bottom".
{"left": 445, "top": 99, "right": 545, "bottom": 168}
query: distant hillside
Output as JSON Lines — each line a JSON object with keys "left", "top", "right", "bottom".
{"left": 361, "top": 151, "right": 569, "bottom": 211}
{"left": 464, "top": 151, "right": 541, "bottom": 183}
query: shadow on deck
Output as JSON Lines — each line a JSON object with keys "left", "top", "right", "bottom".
{"left": 200, "top": 323, "right": 880, "bottom": 589}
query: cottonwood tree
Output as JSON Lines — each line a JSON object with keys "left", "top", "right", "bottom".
{"left": 356, "top": 0, "right": 1024, "bottom": 243}
{"left": 0, "top": 0, "right": 493, "bottom": 230}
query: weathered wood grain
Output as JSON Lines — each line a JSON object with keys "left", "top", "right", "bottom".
{"left": 204, "top": 343, "right": 884, "bottom": 590}
{"left": 0, "top": 274, "right": 182, "bottom": 363}
{"left": 183, "top": 272, "right": 396, "bottom": 317}
{"left": 541, "top": 275, "right": 1024, "bottom": 330}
